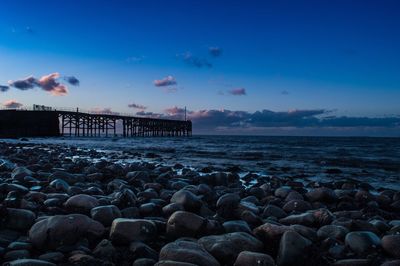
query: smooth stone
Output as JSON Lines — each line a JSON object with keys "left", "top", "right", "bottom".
{"left": 216, "top": 193, "right": 240, "bottom": 219}
{"left": 223, "top": 220, "right": 252, "bottom": 234}
{"left": 382, "top": 235, "right": 400, "bottom": 258}
{"left": 2, "top": 259, "right": 56, "bottom": 266}
{"left": 7, "top": 242, "right": 32, "bottom": 250}
{"left": 109, "top": 218, "right": 157, "bottom": 244}
{"left": 90, "top": 205, "right": 121, "bottom": 226}
{"left": 29, "top": 214, "right": 105, "bottom": 249}
{"left": 49, "top": 179, "right": 70, "bottom": 191}
{"left": 345, "top": 231, "right": 381, "bottom": 254}
{"left": 381, "top": 260, "right": 400, "bottom": 266}
{"left": 129, "top": 241, "right": 159, "bottom": 261}
{"left": 162, "top": 203, "right": 184, "bottom": 217}
{"left": 198, "top": 232, "right": 263, "bottom": 265}
{"left": 170, "top": 189, "right": 202, "bottom": 212}
{"left": 279, "top": 213, "right": 315, "bottom": 226}
{"left": 155, "top": 261, "right": 197, "bottom": 266}
{"left": 4, "top": 250, "right": 30, "bottom": 261}
{"left": 317, "top": 225, "right": 349, "bottom": 240}
{"left": 306, "top": 187, "right": 337, "bottom": 202}
{"left": 38, "top": 252, "right": 65, "bottom": 263}
{"left": 64, "top": 194, "right": 99, "bottom": 213}
{"left": 6, "top": 208, "right": 36, "bottom": 231}
{"left": 332, "top": 259, "right": 371, "bottom": 266}
{"left": 282, "top": 200, "right": 312, "bottom": 213}
{"left": 166, "top": 211, "right": 206, "bottom": 239}
{"left": 133, "top": 258, "right": 156, "bottom": 266}
{"left": 253, "top": 223, "right": 291, "bottom": 243}
{"left": 159, "top": 240, "right": 220, "bottom": 266}
{"left": 93, "top": 239, "right": 116, "bottom": 261}
{"left": 234, "top": 251, "right": 275, "bottom": 266}
{"left": 276, "top": 231, "right": 312, "bottom": 266}
{"left": 262, "top": 205, "right": 287, "bottom": 219}
{"left": 11, "top": 167, "right": 33, "bottom": 180}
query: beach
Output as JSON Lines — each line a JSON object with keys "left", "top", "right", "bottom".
{"left": 0, "top": 137, "right": 399, "bottom": 265}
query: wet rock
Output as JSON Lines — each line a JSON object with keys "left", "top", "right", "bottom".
{"left": 159, "top": 240, "right": 220, "bottom": 266}
{"left": 92, "top": 239, "right": 116, "bottom": 261}
{"left": 279, "top": 213, "right": 315, "bottom": 226}
{"left": 262, "top": 205, "right": 287, "bottom": 219}
{"left": 3, "top": 249, "right": 30, "bottom": 261}
{"left": 223, "top": 220, "right": 252, "bottom": 234}
{"left": 198, "top": 232, "right": 263, "bottom": 265}
{"left": 276, "top": 231, "right": 312, "bottom": 266}
{"left": 5, "top": 208, "right": 36, "bottom": 231}
{"left": 381, "top": 260, "right": 400, "bottom": 266}
{"left": 3, "top": 259, "right": 56, "bottom": 266}
{"left": 216, "top": 193, "right": 240, "bottom": 219}
{"left": 49, "top": 179, "right": 69, "bottom": 192}
{"left": 382, "top": 235, "right": 400, "bottom": 258}
{"left": 170, "top": 189, "right": 202, "bottom": 212}
{"left": 317, "top": 225, "right": 349, "bottom": 240}
{"left": 332, "top": 259, "right": 371, "bottom": 266}
{"left": 64, "top": 194, "right": 99, "bottom": 213}
{"left": 311, "top": 208, "right": 335, "bottom": 226}
{"left": 234, "top": 251, "right": 275, "bottom": 266}
{"left": 345, "top": 231, "right": 381, "bottom": 255}
{"left": 109, "top": 218, "right": 157, "bottom": 244}
{"left": 253, "top": 223, "right": 291, "bottom": 243}
{"left": 306, "top": 187, "right": 337, "bottom": 202}
{"left": 90, "top": 205, "right": 121, "bottom": 226}
{"left": 29, "top": 214, "right": 105, "bottom": 249}
{"left": 129, "top": 241, "right": 159, "bottom": 261}
{"left": 282, "top": 200, "right": 312, "bottom": 213}
{"left": 38, "top": 252, "right": 65, "bottom": 263}
{"left": 155, "top": 261, "right": 198, "bottom": 266}
{"left": 167, "top": 211, "right": 206, "bottom": 238}
{"left": 162, "top": 203, "right": 184, "bottom": 217}
{"left": 11, "top": 167, "right": 33, "bottom": 181}
{"left": 133, "top": 258, "right": 157, "bottom": 266}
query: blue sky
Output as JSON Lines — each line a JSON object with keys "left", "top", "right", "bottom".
{"left": 0, "top": 0, "right": 399, "bottom": 136}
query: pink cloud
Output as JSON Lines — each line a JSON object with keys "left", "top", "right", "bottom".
{"left": 3, "top": 99, "right": 23, "bottom": 109}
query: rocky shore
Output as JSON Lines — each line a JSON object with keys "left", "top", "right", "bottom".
{"left": 0, "top": 141, "right": 399, "bottom": 266}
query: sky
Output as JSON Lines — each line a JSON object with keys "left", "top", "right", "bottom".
{"left": 0, "top": 0, "right": 399, "bottom": 136}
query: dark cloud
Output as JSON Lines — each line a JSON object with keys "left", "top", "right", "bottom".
{"left": 154, "top": 76, "right": 177, "bottom": 87}
{"left": 136, "top": 111, "right": 162, "bottom": 118}
{"left": 8, "top": 76, "right": 38, "bottom": 90}
{"left": 64, "top": 76, "right": 80, "bottom": 86}
{"left": 209, "top": 47, "right": 222, "bottom": 57}
{"left": 0, "top": 85, "right": 9, "bottom": 92}
{"left": 178, "top": 52, "right": 212, "bottom": 68}
{"left": 3, "top": 100, "right": 23, "bottom": 109}
{"left": 128, "top": 103, "right": 147, "bottom": 110}
{"left": 90, "top": 107, "right": 114, "bottom": 114}
{"left": 7, "top": 73, "right": 76, "bottom": 96}
{"left": 228, "top": 88, "right": 246, "bottom": 95}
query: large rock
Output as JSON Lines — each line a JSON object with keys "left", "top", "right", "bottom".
{"left": 198, "top": 232, "right": 263, "bottom": 265}
{"left": 170, "top": 189, "right": 202, "bottom": 212}
{"left": 64, "top": 194, "right": 99, "bottom": 213}
{"left": 382, "top": 235, "right": 400, "bottom": 258}
{"left": 29, "top": 214, "right": 105, "bottom": 249}
{"left": 282, "top": 200, "right": 312, "bottom": 213}
{"left": 159, "top": 240, "right": 220, "bottom": 266}
{"left": 253, "top": 223, "right": 291, "bottom": 243}
{"left": 277, "top": 231, "right": 312, "bottom": 266}
{"left": 11, "top": 167, "right": 33, "bottom": 181}
{"left": 91, "top": 205, "right": 121, "bottom": 226}
{"left": 216, "top": 193, "right": 240, "bottom": 219}
{"left": 3, "top": 259, "right": 56, "bottom": 266}
{"left": 262, "top": 205, "right": 287, "bottom": 219}
{"left": 345, "top": 231, "right": 381, "bottom": 255}
{"left": 109, "top": 218, "right": 157, "bottom": 244}
{"left": 317, "top": 225, "right": 349, "bottom": 240}
{"left": 167, "top": 211, "right": 206, "bottom": 238}
{"left": 6, "top": 208, "right": 36, "bottom": 231}
{"left": 306, "top": 187, "right": 337, "bottom": 202}
{"left": 234, "top": 251, "right": 275, "bottom": 266}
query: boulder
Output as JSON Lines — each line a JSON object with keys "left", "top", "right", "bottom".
{"left": 166, "top": 211, "right": 206, "bottom": 238}
{"left": 276, "top": 231, "right": 312, "bottom": 266}
{"left": 109, "top": 218, "right": 157, "bottom": 244}
{"left": 234, "top": 251, "right": 275, "bottom": 266}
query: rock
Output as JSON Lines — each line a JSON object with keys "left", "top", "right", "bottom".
{"left": 64, "top": 194, "right": 99, "bottom": 213}
{"left": 38, "top": 252, "right": 64, "bottom": 263}
{"left": 306, "top": 187, "right": 337, "bottom": 202}
{"left": 159, "top": 240, "right": 220, "bottom": 266}
{"left": 216, "top": 193, "right": 240, "bottom": 219}
{"left": 7, "top": 242, "right": 32, "bottom": 250}
{"left": 276, "top": 231, "right": 312, "bottom": 266}
{"left": 170, "top": 189, "right": 202, "bottom": 212}
{"left": 345, "top": 231, "right": 381, "bottom": 255}
{"left": 29, "top": 214, "right": 105, "bottom": 249}
{"left": 49, "top": 179, "right": 70, "bottom": 192}
{"left": 253, "top": 223, "right": 291, "bottom": 243}
{"left": 5, "top": 208, "right": 36, "bottom": 231}
{"left": 311, "top": 208, "right": 334, "bottom": 226}
{"left": 282, "top": 200, "right": 312, "bottom": 213}
{"left": 332, "top": 259, "right": 371, "bottom": 266}
{"left": 3, "top": 259, "right": 56, "bottom": 266}
{"left": 129, "top": 241, "right": 159, "bottom": 261}
{"left": 109, "top": 218, "right": 157, "bottom": 244}
{"left": 155, "top": 261, "right": 198, "bottom": 266}
{"left": 198, "top": 232, "right": 263, "bottom": 265}
{"left": 166, "top": 211, "right": 206, "bottom": 238}
{"left": 93, "top": 239, "right": 116, "bottom": 261}
{"left": 317, "top": 225, "right": 349, "bottom": 240}
{"left": 90, "top": 205, "right": 121, "bottom": 226}
{"left": 279, "top": 213, "right": 315, "bottom": 226}
{"left": 4, "top": 250, "right": 30, "bottom": 261}
{"left": 382, "top": 235, "right": 400, "bottom": 258}
{"left": 223, "top": 220, "right": 252, "bottom": 234}
{"left": 381, "top": 260, "right": 400, "bottom": 266}
{"left": 262, "top": 205, "right": 287, "bottom": 219}
{"left": 162, "top": 203, "right": 184, "bottom": 217}
{"left": 11, "top": 167, "right": 33, "bottom": 181}
{"left": 133, "top": 258, "right": 156, "bottom": 266}
{"left": 234, "top": 251, "right": 275, "bottom": 266}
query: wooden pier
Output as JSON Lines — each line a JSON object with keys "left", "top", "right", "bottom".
{"left": 0, "top": 106, "right": 192, "bottom": 138}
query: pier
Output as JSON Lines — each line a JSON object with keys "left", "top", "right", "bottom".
{"left": 0, "top": 105, "right": 192, "bottom": 138}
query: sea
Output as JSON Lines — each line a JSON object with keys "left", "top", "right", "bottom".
{"left": 2, "top": 135, "right": 400, "bottom": 190}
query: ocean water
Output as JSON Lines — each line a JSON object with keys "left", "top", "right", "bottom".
{"left": 2, "top": 135, "right": 400, "bottom": 190}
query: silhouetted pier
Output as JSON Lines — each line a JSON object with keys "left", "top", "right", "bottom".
{"left": 0, "top": 105, "right": 192, "bottom": 138}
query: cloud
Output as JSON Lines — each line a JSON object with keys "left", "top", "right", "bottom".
{"left": 7, "top": 73, "right": 76, "bottom": 96}
{"left": 281, "top": 90, "right": 289, "bottom": 95}
{"left": 209, "top": 47, "right": 222, "bottom": 57}
{"left": 64, "top": 76, "right": 80, "bottom": 86}
{"left": 0, "top": 85, "right": 9, "bottom": 92}
{"left": 164, "top": 106, "right": 187, "bottom": 116}
{"left": 90, "top": 107, "right": 114, "bottom": 114}
{"left": 3, "top": 100, "right": 23, "bottom": 109}
{"left": 26, "top": 26, "right": 34, "bottom": 34}
{"left": 37, "top": 73, "right": 68, "bottom": 96}
{"left": 126, "top": 56, "right": 145, "bottom": 63}
{"left": 154, "top": 76, "right": 177, "bottom": 87}
{"left": 136, "top": 111, "right": 163, "bottom": 118}
{"left": 128, "top": 103, "right": 147, "bottom": 110}
{"left": 228, "top": 88, "right": 246, "bottom": 95}
{"left": 8, "top": 76, "right": 38, "bottom": 90}
{"left": 178, "top": 52, "right": 212, "bottom": 68}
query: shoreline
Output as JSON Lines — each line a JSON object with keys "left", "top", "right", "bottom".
{"left": 0, "top": 141, "right": 399, "bottom": 265}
